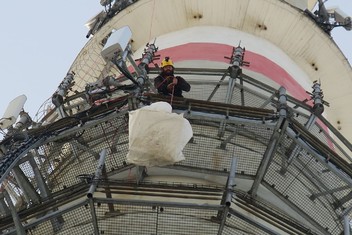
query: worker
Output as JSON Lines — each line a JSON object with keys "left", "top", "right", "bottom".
{"left": 154, "top": 57, "right": 191, "bottom": 97}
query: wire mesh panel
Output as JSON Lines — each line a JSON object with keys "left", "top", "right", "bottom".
{"left": 231, "top": 122, "right": 274, "bottom": 176}
{"left": 264, "top": 133, "right": 350, "bottom": 235}
{"left": 222, "top": 211, "right": 272, "bottom": 235}
{"left": 95, "top": 200, "right": 222, "bottom": 235}
{"left": 36, "top": 114, "right": 130, "bottom": 193}
{"left": 179, "top": 119, "right": 274, "bottom": 177}
{"left": 6, "top": 201, "right": 95, "bottom": 235}
{"left": 2, "top": 62, "right": 352, "bottom": 235}
{"left": 292, "top": 113, "right": 352, "bottom": 162}
{"left": 180, "top": 121, "right": 234, "bottom": 171}
{"left": 157, "top": 207, "right": 219, "bottom": 234}
{"left": 184, "top": 83, "right": 229, "bottom": 104}
{"left": 96, "top": 204, "right": 157, "bottom": 234}
{"left": 8, "top": 196, "right": 284, "bottom": 235}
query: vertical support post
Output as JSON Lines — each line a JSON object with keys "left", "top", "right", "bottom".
{"left": 0, "top": 192, "right": 10, "bottom": 216}
{"left": 52, "top": 73, "right": 75, "bottom": 119}
{"left": 224, "top": 69, "right": 237, "bottom": 104}
{"left": 28, "top": 156, "right": 50, "bottom": 199}
{"left": 302, "top": 81, "right": 324, "bottom": 129}
{"left": 136, "top": 42, "right": 158, "bottom": 90}
{"left": 70, "top": 141, "right": 81, "bottom": 162}
{"left": 344, "top": 215, "right": 351, "bottom": 235}
{"left": 102, "top": 166, "right": 115, "bottom": 213}
{"left": 56, "top": 106, "right": 67, "bottom": 119}
{"left": 89, "top": 198, "right": 100, "bottom": 235}
{"left": 33, "top": 149, "right": 48, "bottom": 179}
{"left": 287, "top": 82, "right": 325, "bottom": 164}
{"left": 218, "top": 45, "right": 247, "bottom": 137}
{"left": 311, "top": 82, "right": 325, "bottom": 116}
{"left": 217, "top": 157, "right": 237, "bottom": 235}
{"left": 87, "top": 149, "right": 107, "bottom": 198}
{"left": 305, "top": 115, "right": 317, "bottom": 130}
{"left": 240, "top": 77, "right": 245, "bottom": 106}
{"left": 224, "top": 45, "right": 245, "bottom": 104}
{"left": 278, "top": 87, "right": 287, "bottom": 118}
{"left": 12, "top": 165, "right": 40, "bottom": 204}
{"left": 3, "top": 188, "right": 26, "bottom": 235}
{"left": 250, "top": 87, "right": 287, "bottom": 197}
{"left": 225, "top": 157, "right": 237, "bottom": 205}
{"left": 28, "top": 156, "right": 64, "bottom": 232}
{"left": 136, "top": 166, "right": 147, "bottom": 185}
{"left": 86, "top": 149, "right": 107, "bottom": 235}
{"left": 128, "top": 96, "right": 139, "bottom": 111}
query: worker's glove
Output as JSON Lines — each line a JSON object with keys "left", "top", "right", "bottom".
{"left": 166, "top": 76, "right": 174, "bottom": 82}
{"left": 171, "top": 77, "right": 178, "bottom": 85}
{"left": 167, "top": 80, "right": 177, "bottom": 92}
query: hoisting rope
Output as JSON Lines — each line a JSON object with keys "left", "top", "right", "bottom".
{"left": 170, "top": 85, "right": 175, "bottom": 106}
{"left": 156, "top": 76, "right": 175, "bottom": 105}
{"left": 155, "top": 76, "right": 168, "bottom": 89}
{"left": 148, "top": 0, "right": 157, "bottom": 41}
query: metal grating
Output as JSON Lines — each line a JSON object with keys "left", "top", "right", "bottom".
{"left": 222, "top": 215, "right": 272, "bottom": 235}
{"left": 264, "top": 133, "right": 348, "bottom": 234}
{"left": 0, "top": 0, "right": 352, "bottom": 234}
{"left": 95, "top": 202, "right": 221, "bottom": 235}
{"left": 0, "top": 65, "right": 352, "bottom": 234}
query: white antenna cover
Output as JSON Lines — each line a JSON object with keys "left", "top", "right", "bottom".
{"left": 0, "top": 95, "right": 27, "bottom": 129}
{"left": 101, "top": 26, "right": 132, "bottom": 62}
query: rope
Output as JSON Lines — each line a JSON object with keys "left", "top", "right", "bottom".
{"left": 148, "top": 0, "right": 157, "bottom": 41}
{"left": 156, "top": 76, "right": 168, "bottom": 89}
{"left": 170, "top": 85, "right": 175, "bottom": 106}
{"left": 156, "top": 76, "right": 175, "bottom": 105}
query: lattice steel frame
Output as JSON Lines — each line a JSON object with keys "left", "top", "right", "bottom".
{"left": 0, "top": 67, "right": 352, "bottom": 235}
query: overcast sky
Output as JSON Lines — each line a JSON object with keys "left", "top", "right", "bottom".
{"left": 0, "top": 1, "right": 351, "bottom": 123}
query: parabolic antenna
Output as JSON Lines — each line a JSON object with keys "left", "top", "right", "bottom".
{"left": 0, "top": 94, "right": 27, "bottom": 129}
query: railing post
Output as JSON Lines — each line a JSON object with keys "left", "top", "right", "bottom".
{"left": 3, "top": 188, "right": 26, "bottom": 235}
{"left": 87, "top": 149, "right": 108, "bottom": 235}
{"left": 218, "top": 157, "right": 237, "bottom": 235}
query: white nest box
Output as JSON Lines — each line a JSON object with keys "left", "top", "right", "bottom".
{"left": 101, "top": 26, "right": 132, "bottom": 62}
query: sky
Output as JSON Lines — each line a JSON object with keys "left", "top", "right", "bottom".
{"left": 0, "top": 0, "right": 351, "bottom": 124}
{"left": 0, "top": 1, "right": 101, "bottom": 121}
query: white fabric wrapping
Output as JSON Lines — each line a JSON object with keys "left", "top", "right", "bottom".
{"left": 127, "top": 102, "right": 193, "bottom": 167}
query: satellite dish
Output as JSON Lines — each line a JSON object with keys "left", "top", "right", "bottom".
{"left": 0, "top": 95, "right": 27, "bottom": 129}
